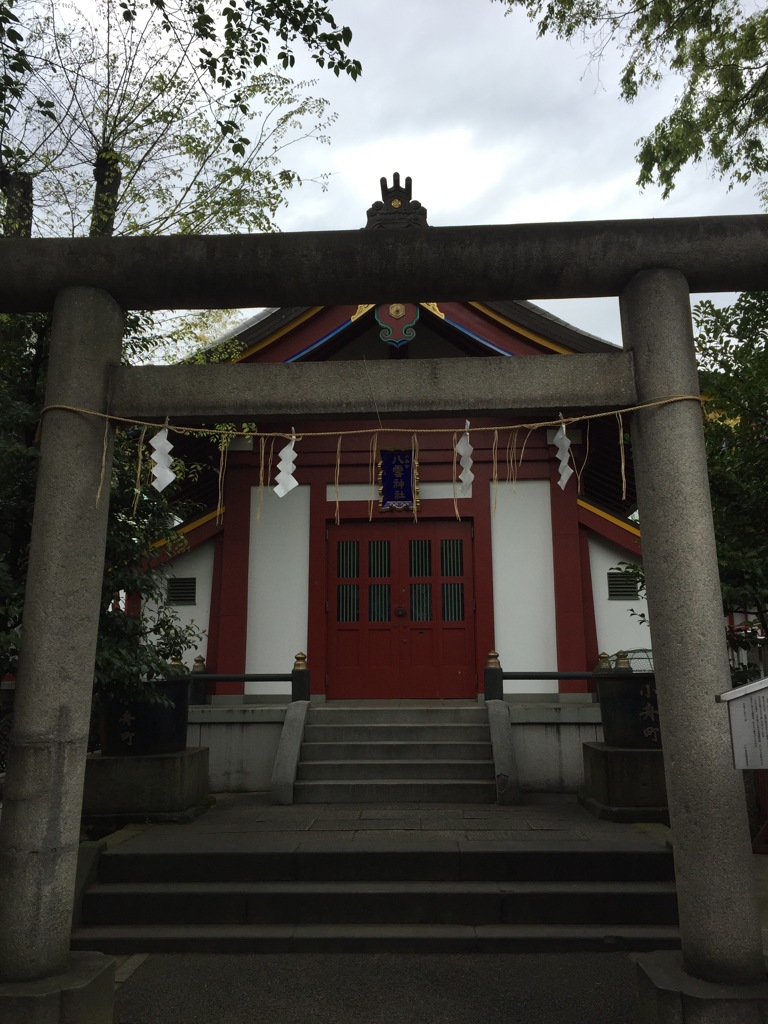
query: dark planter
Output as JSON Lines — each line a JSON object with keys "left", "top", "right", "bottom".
{"left": 99, "top": 679, "right": 190, "bottom": 757}
{"left": 596, "top": 675, "right": 662, "bottom": 749}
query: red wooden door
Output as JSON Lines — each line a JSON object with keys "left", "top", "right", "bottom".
{"left": 326, "top": 521, "right": 476, "bottom": 698}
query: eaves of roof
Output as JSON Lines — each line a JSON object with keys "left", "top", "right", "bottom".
{"left": 200, "top": 299, "right": 618, "bottom": 362}
{"left": 483, "top": 300, "right": 617, "bottom": 354}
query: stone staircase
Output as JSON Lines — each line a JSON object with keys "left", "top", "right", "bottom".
{"left": 71, "top": 841, "right": 679, "bottom": 954}
{"left": 293, "top": 705, "right": 497, "bottom": 803}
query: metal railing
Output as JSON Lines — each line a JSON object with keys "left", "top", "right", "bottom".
{"left": 482, "top": 650, "right": 653, "bottom": 701}
{"left": 154, "top": 651, "right": 311, "bottom": 702}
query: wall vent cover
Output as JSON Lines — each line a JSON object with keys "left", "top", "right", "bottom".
{"left": 607, "top": 571, "right": 640, "bottom": 600}
{"left": 168, "top": 577, "right": 196, "bottom": 605}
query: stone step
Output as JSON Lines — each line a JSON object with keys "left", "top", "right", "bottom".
{"left": 96, "top": 844, "right": 675, "bottom": 884}
{"left": 296, "top": 760, "right": 496, "bottom": 781}
{"left": 71, "top": 922, "right": 681, "bottom": 955}
{"left": 299, "top": 741, "right": 493, "bottom": 761}
{"left": 303, "top": 724, "right": 491, "bottom": 743}
{"left": 80, "top": 880, "right": 678, "bottom": 927}
{"left": 292, "top": 780, "right": 495, "bottom": 803}
{"left": 307, "top": 707, "right": 487, "bottom": 725}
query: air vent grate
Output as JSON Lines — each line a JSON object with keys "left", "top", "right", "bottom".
{"left": 607, "top": 571, "right": 640, "bottom": 600}
{"left": 168, "top": 577, "right": 197, "bottom": 605}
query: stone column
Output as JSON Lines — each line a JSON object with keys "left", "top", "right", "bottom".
{"left": 620, "top": 269, "right": 765, "bottom": 985}
{"left": 0, "top": 287, "right": 123, "bottom": 982}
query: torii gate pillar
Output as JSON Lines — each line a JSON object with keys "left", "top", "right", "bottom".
{"left": 0, "top": 287, "right": 120, "bottom": 1021}
{"left": 621, "top": 270, "right": 768, "bottom": 1018}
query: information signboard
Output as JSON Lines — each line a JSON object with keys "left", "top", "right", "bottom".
{"left": 717, "top": 677, "right": 768, "bottom": 769}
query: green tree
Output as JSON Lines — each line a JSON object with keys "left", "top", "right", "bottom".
{"left": 695, "top": 292, "right": 768, "bottom": 642}
{"left": 615, "top": 295, "right": 768, "bottom": 677}
{"left": 1, "top": 0, "right": 358, "bottom": 162}
{"left": 1, "top": 0, "right": 336, "bottom": 240}
{"left": 0, "top": 0, "right": 344, "bottom": 697}
{"left": 494, "top": 0, "right": 768, "bottom": 195}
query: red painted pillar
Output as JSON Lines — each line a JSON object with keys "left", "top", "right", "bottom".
{"left": 549, "top": 460, "right": 589, "bottom": 694}
{"left": 209, "top": 466, "right": 251, "bottom": 695}
{"left": 579, "top": 527, "right": 599, "bottom": 686}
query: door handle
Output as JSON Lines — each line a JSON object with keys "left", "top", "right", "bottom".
{"left": 395, "top": 607, "right": 406, "bottom": 617}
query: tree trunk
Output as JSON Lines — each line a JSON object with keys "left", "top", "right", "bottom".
{"left": 89, "top": 149, "right": 122, "bottom": 237}
{"left": 0, "top": 165, "right": 33, "bottom": 238}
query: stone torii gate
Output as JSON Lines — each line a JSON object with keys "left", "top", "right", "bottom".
{"left": 1, "top": 217, "right": 768, "bottom": 1023}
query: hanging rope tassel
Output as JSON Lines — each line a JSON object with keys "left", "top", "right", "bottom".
{"left": 334, "top": 435, "right": 342, "bottom": 526}
{"left": 95, "top": 418, "right": 110, "bottom": 507}
{"left": 411, "top": 433, "right": 419, "bottom": 522}
{"left": 132, "top": 424, "right": 148, "bottom": 516}
{"left": 451, "top": 431, "right": 461, "bottom": 521}
{"left": 616, "top": 412, "right": 627, "bottom": 501}
{"left": 216, "top": 437, "right": 229, "bottom": 524}
{"left": 506, "top": 428, "right": 517, "bottom": 485}
{"left": 368, "top": 432, "right": 378, "bottom": 522}
{"left": 255, "top": 434, "right": 267, "bottom": 524}
{"left": 491, "top": 429, "right": 499, "bottom": 518}
{"left": 574, "top": 419, "right": 591, "bottom": 495}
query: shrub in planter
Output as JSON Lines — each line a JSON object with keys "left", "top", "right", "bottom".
{"left": 88, "top": 436, "right": 206, "bottom": 756}
{"left": 93, "top": 597, "right": 204, "bottom": 757}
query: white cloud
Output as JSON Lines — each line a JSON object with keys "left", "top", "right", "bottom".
{"left": 266, "top": 0, "right": 761, "bottom": 339}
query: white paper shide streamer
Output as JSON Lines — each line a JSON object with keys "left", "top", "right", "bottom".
{"left": 456, "top": 420, "right": 474, "bottom": 497}
{"left": 274, "top": 433, "right": 299, "bottom": 497}
{"left": 553, "top": 421, "right": 573, "bottom": 491}
{"left": 149, "top": 427, "right": 176, "bottom": 492}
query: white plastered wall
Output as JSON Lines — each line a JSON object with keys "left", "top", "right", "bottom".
{"left": 245, "top": 485, "right": 310, "bottom": 694}
{"left": 162, "top": 539, "right": 215, "bottom": 663}
{"left": 588, "top": 534, "right": 651, "bottom": 657}
{"left": 490, "top": 480, "right": 558, "bottom": 694}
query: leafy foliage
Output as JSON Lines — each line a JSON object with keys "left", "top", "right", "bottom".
{"left": 118, "top": 0, "right": 360, "bottom": 87}
{"left": 1, "top": 0, "right": 357, "bottom": 165}
{"left": 494, "top": 0, "right": 768, "bottom": 194}
{"left": 695, "top": 292, "right": 768, "bottom": 636}
{"left": 0, "top": 0, "right": 346, "bottom": 701}
{"left": 1, "top": 1, "right": 337, "bottom": 240}
{"left": 614, "top": 294, "right": 768, "bottom": 682}
{"left": 0, "top": 309, "right": 208, "bottom": 699}
{"left": 91, "top": 432, "right": 206, "bottom": 705}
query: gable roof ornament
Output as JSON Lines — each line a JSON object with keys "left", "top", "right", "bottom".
{"left": 365, "top": 173, "right": 429, "bottom": 229}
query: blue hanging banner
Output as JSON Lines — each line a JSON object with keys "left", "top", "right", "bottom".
{"left": 379, "top": 449, "right": 419, "bottom": 511}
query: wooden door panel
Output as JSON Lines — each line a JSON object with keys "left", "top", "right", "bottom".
{"left": 326, "top": 521, "right": 477, "bottom": 699}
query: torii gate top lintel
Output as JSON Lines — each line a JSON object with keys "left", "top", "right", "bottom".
{"left": 1, "top": 213, "right": 767, "bottom": 312}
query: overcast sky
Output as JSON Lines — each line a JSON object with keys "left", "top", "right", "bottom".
{"left": 267, "top": 0, "right": 759, "bottom": 344}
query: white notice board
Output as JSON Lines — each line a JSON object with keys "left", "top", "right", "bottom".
{"left": 717, "top": 677, "right": 768, "bottom": 769}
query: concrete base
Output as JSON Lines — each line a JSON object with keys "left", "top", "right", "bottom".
{"left": 579, "top": 742, "right": 668, "bottom": 823}
{"left": 0, "top": 951, "right": 115, "bottom": 1024}
{"left": 636, "top": 950, "right": 768, "bottom": 1023}
{"left": 82, "top": 747, "right": 209, "bottom": 825}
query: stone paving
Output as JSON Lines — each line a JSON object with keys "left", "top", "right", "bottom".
{"left": 104, "top": 791, "right": 669, "bottom": 853}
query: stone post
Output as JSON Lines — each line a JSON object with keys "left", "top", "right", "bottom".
{"left": 483, "top": 651, "right": 504, "bottom": 702}
{"left": 0, "top": 287, "right": 123, "bottom": 988}
{"left": 620, "top": 270, "right": 765, "bottom": 986}
{"left": 291, "top": 652, "right": 310, "bottom": 702}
